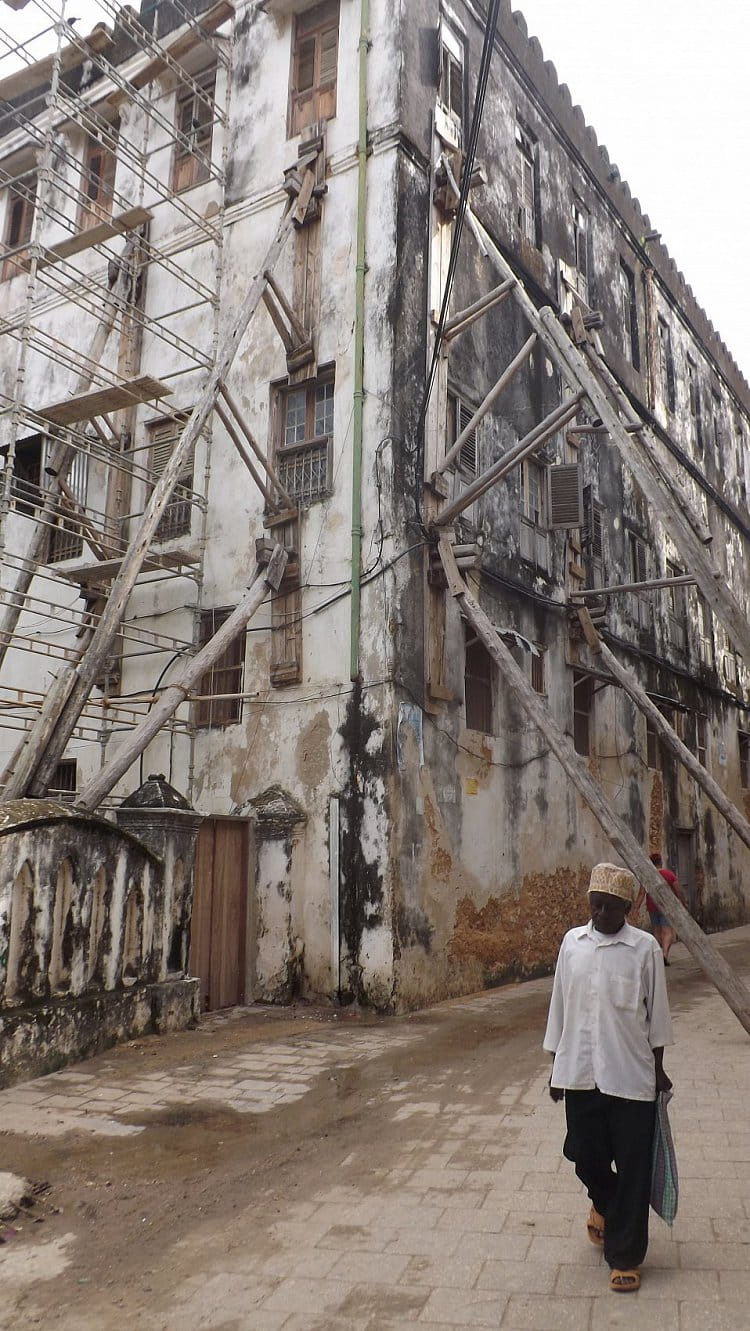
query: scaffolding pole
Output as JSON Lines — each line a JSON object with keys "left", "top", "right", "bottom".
{"left": 11, "top": 199, "right": 299, "bottom": 799}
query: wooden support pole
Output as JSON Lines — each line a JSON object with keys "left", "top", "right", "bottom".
{"left": 19, "top": 204, "right": 298, "bottom": 799}
{"left": 264, "top": 270, "right": 309, "bottom": 347}
{"left": 214, "top": 400, "right": 280, "bottom": 511}
{"left": 577, "top": 609, "right": 750, "bottom": 859}
{"left": 437, "top": 333, "right": 537, "bottom": 475}
{"left": 434, "top": 392, "right": 584, "bottom": 528}
{"left": 54, "top": 476, "right": 111, "bottom": 561}
{"left": 218, "top": 383, "right": 295, "bottom": 509}
{"left": 75, "top": 546, "right": 288, "bottom": 811}
{"left": 438, "top": 541, "right": 750, "bottom": 1037}
{"left": 571, "top": 574, "right": 696, "bottom": 599}
{"left": 461, "top": 206, "right": 745, "bottom": 653}
{"left": 537, "top": 309, "right": 750, "bottom": 663}
{"left": 443, "top": 278, "right": 516, "bottom": 340}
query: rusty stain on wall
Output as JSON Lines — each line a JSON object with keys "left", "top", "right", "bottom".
{"left": 648, "top": 771, "right": 664, "bottom": 852}
{"left": 450, "top": 866, "right": 591, "bottom": 982}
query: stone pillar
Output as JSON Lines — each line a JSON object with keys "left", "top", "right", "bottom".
{"left": 116, "top": 775, "right": 202, "bottom": 980}
{"left": 248, "top": 784, "right": 307, "bottom": 1003}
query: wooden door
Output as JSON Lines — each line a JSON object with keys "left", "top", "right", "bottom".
{"left": 675, "top": 829, "right": 696, "bottom": 911}
{"left": 189, "top": 818, "right": 253, "bottom": 1011}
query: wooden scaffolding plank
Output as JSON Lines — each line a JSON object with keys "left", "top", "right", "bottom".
{"left": 437, "top": 539, "right": 750, "bottom": 1038}
{"left": 37, "top": 376, "right": 171, "bottom": 427}
{"left": 57, "top": 547, "right": 200, "bottom": 587}
{"left": 129, "top": 0, "right": 235, "bottom": 89}
{"left": 38, "top": 208, "right": 153, "bottom": 268}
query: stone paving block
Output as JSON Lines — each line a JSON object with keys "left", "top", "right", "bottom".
{"left": 336, "top": 1282, "right": 431, "bottom": 1322}
{"left": 476, "top": 1258, "right": 558, "bottom": 1295}
{"left": 454, "top": 1230, "right": 531, "bottom": 1261}
{"left": 383, "top": 1228, "right": 461, "bottom": 1258}
{"left": 679, "top": 1300, "right": 750, "bottom": 1331}
{"left": 678, "top": 1242, "right": 749, "bottom": 1270}
{"left": 260, "top": 1276, "right": 353, "bottom": 1313}
{"left": 259, "top": 1249, "right": 341, "bottom": 1280}
{"left": 401, "top": 1255, "right": 483, "bottom": 1290}
{"left": 436, "top": 1207, "right": 509, "bottom": 1233}
{"left": 317, "top": 1224, "right": 393, "bottom": 1253}
{"left": 502, "top": 1211, "right": 574, "bottom": 1239}
{"left": 328, "top": 1253, "right": 412, "bottom": 1286}
{"left": 500, "top": 1293, "right": 592, "bottom": 1329}
{"left": 417, "top": 1286, "right": 509, "bottom": 1325}
{"left": 422, "top": 1189, "right": 483, "bottom": 1211}
{"left": 719, "top": 1269, "right": 750, "bottom": 1299}
{"left": 526, "top": 1235, "right": 604, "bottom": 1267}
{"left": 589, "top": 1295, "right": 680, "bottom": 1329}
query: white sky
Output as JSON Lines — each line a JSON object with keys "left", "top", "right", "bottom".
{"left": 2, "top": 0, "right": 749, "bottom": 377}
{"left": 515, "top": 0, "right": 750, "bottom": 380}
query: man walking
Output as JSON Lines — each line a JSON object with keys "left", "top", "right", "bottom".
{"left": 543, "top": 862, "right": 673, "bottom": 1293}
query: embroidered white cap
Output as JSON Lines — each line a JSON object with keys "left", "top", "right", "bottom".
{"left": 587, "top": 862, "right": 636, "bottom": 903}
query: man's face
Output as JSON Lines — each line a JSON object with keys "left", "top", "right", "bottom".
{"left": 588, "top": 891, "right": 631, "bottom": 935}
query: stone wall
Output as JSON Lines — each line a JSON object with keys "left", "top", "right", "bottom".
{"left": 0, "top": 799, "right": 200, "bottom": 1087}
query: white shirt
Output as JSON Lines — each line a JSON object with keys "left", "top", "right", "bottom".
{"left": 543, "top": 921, "right": 674, "bottom": 1101}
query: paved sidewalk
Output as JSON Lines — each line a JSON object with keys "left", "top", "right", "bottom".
{"left": 3, "top": 929, "right": 750, "bottom": 1330}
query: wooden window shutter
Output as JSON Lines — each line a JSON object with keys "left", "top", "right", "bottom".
{"left": 457, "top": 401, "right": 477, "bottom": 475}
{"left": 548, "top": 462, "right": 583, "bottom": 529}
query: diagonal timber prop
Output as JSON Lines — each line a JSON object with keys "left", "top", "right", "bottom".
{"left": 75, "top": 545, "right": 288, "bottom": 812}
{"left": 463, "top": 206, "right": 750, "bottom": 665}
{"left": 576, "top": 607, "right": 750, "bottom": 858}
{"left": 438, "top": 539, "right": 750, "bottom": 1038}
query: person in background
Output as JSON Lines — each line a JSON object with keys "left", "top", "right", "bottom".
{"left": 544, "top": 862, "right": 673, "bottom": 1294}
{"left": 640, "top": 852, "right": 688, "bottom": 965}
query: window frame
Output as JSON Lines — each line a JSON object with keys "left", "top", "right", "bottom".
{"left": 666, "top": 560, "right": 687, "bottom": 651}
{"left": 78, "top": 130, "right": 118, "bottom": 231}
{"left": 687, "top": 357, "right": 703, "bottom": 453}
{"left": 515, "top": 121, "right": 539, "bottom": 247}
{"left": 519, "top": 455, "right": 549, "bottom": 570}
{"left": 288, "top": 0, "right": 340, "bottom": 139}
{"left": 147, "top": 411, "right": 194, "bottom": 543}
{"left": 171, "top": 66, "right": 217, "bottom": 193}
{"left": 2, "top": 170, "right": 37, "bottom": 282}
{"left": 656, "top": 316, "right": 676, "bottom": 412}
{"left": 572, "top": 197, "right": 589, "bottom": 303}
{"left": 464, "top": 629, "right": 495, "bottom": 735}
{"left": 194, "top": 607, "right": 245, "bottom": 729}
{"left": 47, "top": 443, "right": 89, "bottom": 563}
{"left": 572, "top": 670, "right": 594, "bottom": 756}
{"left": 618, "top": 259, "right": 640, "bottom": 370}
{"left": 273, "top": 368, "right": 334, "bottom": 507}
{"left": 446, "top": 388, "right": 478, "bottom": 478}
{"left": 438, "top": 20, "right": 466, "bottom": 132}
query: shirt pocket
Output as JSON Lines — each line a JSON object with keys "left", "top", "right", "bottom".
{"left": 606, "top": 972, "right": 640, "bottom": 1012}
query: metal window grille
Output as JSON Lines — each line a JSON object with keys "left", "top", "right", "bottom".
{"left": 276, "top": 376, "right": 334, "bottom": 505}
{"left": 49, "top": 758, "right": 78, "bottom": 801}
{"left": 48, "top": 446, "right": 89, "bottom": 563}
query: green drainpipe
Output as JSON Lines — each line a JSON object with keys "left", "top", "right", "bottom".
{"left": 350, "top": 0, "right": 369, "bottom": 681}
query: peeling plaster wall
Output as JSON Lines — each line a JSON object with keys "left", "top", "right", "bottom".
{"left": 2, "top": 0, "right": 750, "bottom": 1014}
{"left": 0, "top": 803, "right": 199, "bottom": 1085}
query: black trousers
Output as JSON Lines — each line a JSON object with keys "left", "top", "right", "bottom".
{"left": 564, "top": 1088, "right": 656, "bottom": 1270}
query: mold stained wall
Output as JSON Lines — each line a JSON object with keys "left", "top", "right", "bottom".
{"left": 388, "top": 0, "right": 750, "bottom": 1008}
{"left": 0, "top": 0, "right": 406, "bottom": 1008}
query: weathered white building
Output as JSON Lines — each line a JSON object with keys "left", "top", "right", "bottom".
{"left": 1, "top": 0, "right": 749, "bottom": 1013}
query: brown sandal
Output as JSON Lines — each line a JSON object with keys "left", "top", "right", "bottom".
{"left": 586, "top": 1206, "right": 605, "bottom": 1247}
{"left": 610, "top": 1269, "right": 640, "bottom": 1293}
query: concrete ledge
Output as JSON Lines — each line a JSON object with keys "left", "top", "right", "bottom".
{"left": 0, "top": 978, "right": 201, "bottom": 1089}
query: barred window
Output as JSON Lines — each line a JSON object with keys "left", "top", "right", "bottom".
{"left": 275, "top": 372, "right": 334, "bottom": 505}
{"left": 48, "top": 446, "right": 89, "bottom": 563}
{"left": 464, "top": 630, "right": 494, "bottom": 734}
